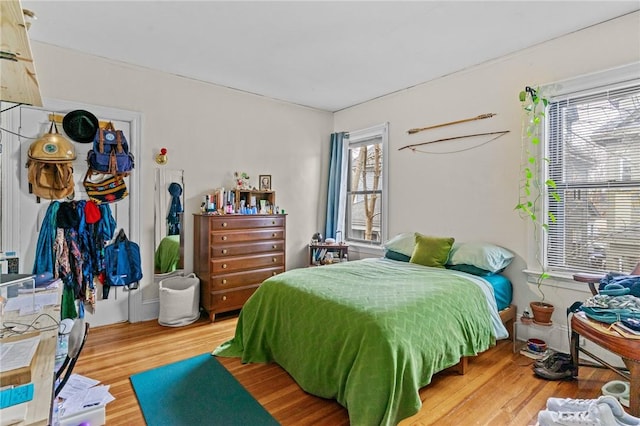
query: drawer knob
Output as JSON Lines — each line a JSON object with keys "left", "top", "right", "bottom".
{"left": 272, "top": 233, "right": 277, "bottom": 237}
{"left": 272, "top": 257, "right": 277, "bottom": 263}
{"left": 222, "top": 264, "right": 227, "bottom": 269}
{"left": 272, "top": 272, "right": 277, "bottom": 276}
{"left": 222, "top": 279, "right": 227, "bottom": 284}
{"left": 272, "top": 221, "right": 276, "bottom": 225}
{"left": 222, "top": 295, "right": 227, "bottom": 301}
{"left": 222, "top": 249, "right": 228, "bottom": 254}
{"left": 222, "top": 236, "right": 227, "bottom": 241}
{"left": 272, "top": 244, "right": 277, "bottom": 249}
{"left": 222, "top": 222, "right": 228, "bottom": 227}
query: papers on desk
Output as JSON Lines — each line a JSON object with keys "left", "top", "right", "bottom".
{"left": 0, "top": 335, "right": 40, "bottom": 373}
{"left": 58, "top": 374, "right": 114, "bottom": 418}
{"left": 3, "top": 292, "right": 59, "bottom": 315}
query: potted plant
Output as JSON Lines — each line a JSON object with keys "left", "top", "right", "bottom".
{"left": 515, "top": 86, "right": 560, "bottom": 325}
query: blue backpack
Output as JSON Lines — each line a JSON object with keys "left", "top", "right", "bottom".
{"left": 87, "top": 122, "right": 134, "bottom": 176}
{"left": 103, "top": 229, "right": 142, "bottom": 297}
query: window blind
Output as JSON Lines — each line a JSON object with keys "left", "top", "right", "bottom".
{"left": 547, "top": 83, "right": 640, "bottom": 274}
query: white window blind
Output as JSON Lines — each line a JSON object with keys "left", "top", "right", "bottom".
{"left": 547, "top": 83, "right": 640, "bottom": 274}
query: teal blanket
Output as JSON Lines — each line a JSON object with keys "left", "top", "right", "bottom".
{"left": 214, "top": 258, "right": 505, "bottom": 425}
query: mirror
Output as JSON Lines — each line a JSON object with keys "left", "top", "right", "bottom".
{"left": 154, "top": 169, "right": 185, "bottom": 277}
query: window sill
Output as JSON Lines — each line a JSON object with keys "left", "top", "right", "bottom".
{"left": 523, "top": 269, "right": 595, "bottom": 293}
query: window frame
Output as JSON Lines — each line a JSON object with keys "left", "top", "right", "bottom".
{"left": 343, "top": 123, "right": 389, "bottom": 247}
{"left": 540, "top": 63, "right": 640, "bottom": 275}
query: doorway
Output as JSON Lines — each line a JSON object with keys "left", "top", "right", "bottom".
{"left": 1, "top": 99, "right": 141, "bottom": 326}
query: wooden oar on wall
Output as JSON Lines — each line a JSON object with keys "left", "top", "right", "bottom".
{"left": 398, "top": 130, "right": 510, "bottom": 151}
{"left": 407, "top": 113, "right": 496, "bottom": 134}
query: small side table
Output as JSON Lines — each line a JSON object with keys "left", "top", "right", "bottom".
{"left": 308, "top": 243, "right": 348, "bottom": 266}
{"left": 570, "top": 312, "right": 640, "bottom": 416}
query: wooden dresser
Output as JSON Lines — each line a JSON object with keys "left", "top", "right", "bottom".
{"left": 193, "top": 214, "right": 286, "bottom": 321}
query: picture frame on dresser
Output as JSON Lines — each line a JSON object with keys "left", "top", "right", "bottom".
{"left": 259, "top": 175, "right": 271, "bottom": 191}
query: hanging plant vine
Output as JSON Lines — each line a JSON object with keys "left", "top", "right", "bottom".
{"left": 515, "top": 86, "right": 561, "bottom": 301}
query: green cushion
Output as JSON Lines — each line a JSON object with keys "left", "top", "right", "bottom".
{"left": 409, "top": 234, "right": 455, "bottom": 268}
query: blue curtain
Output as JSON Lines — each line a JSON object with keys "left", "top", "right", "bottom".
{"left": 324, "top": 132, "right": 346, "bottom": 240}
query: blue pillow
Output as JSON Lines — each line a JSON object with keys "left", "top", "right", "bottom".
{"left": 383, "top": 232, "right": 416, "bottom": 257}
{"left": 447, "top": 242, "right": 514, "bottom": 273}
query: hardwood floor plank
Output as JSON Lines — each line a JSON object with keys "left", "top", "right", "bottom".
{"left": 72, "top": 315, "right": 622, "bottom": 425}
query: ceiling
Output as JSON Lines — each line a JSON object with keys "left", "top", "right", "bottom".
{"left": 21, "top": 1, "right": 640, "bottom": 112}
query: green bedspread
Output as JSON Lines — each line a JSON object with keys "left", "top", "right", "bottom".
{"left": 214, "top": 258, "right": 503, "bottom": 426}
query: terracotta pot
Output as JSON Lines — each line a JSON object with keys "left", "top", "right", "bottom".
{"left": 530, "top": 301, "right": 554, "bottom": 326}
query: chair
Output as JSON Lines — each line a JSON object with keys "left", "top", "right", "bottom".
{"left": 54, "top": 318, "right": 90, "bottom": 397}
{"left": 573, "top": 260, "right": 640, "bottom": 295}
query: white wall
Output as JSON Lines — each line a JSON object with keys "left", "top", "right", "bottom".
{"left": 334, "top": 12, "right": 640, "bottom": 356}
{"left": 22, "top": 42, "right": 333, "bottom": 310}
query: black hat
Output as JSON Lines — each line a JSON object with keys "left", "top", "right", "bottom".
{"left": 62, "top": 110, "right": 99, "bottom": 143}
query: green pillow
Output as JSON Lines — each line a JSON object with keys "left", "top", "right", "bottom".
{"left": 409, "top": 234, "right": 455, "bottom": 268}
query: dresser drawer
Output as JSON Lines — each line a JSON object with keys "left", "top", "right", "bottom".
{"left": 210, "top": 240, "right": 284, "bottom": 257}
{"left": 210, "top": 286, "right": 260, "bottom": 311}
{"left": 211, "top": 216, "right": 285, "bottom": 230}
{"left": 211, "top": 228, "right": 284, "bottom": 244}
{"left": 210, "top": 266, "right": 283, "bottom": 290}
{"left": 211, "top": 252, "right": 284, "bottom": 274}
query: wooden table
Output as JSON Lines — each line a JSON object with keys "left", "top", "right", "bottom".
{"left": 0, "top": 284, "right": 62, "bottom": 425}
{"left": 570, "top": 312, "right": 640, "bottom": 416}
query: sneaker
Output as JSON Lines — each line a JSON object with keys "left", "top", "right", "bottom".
{"left": 545, "top": 396, "right": 640, "bottom": 425}
{"left": 538, "top": 401, "right": 617, "bottom": 425}
{"left": 534, "top": 351, "right": 572, "bottom": 369}
{"left": 534, "top": 358, "right": 577, "bottom": 380}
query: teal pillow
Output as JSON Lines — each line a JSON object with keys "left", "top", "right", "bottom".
{"left": 384, "top": 232, "right": 416, "bottom": 257}
{"left": 446, "top": 263, "right": 494, "bottom": 276}
{"left": 409, "top": 234, "right": 455, "bottom": 268}
{"left": 385, "top": 249, "right": 411, "bottom": 262}
{"left": 447, "top": 242, "right": 514, "bottom": 273}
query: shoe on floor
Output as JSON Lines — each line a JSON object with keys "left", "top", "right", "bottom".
{"left": 534, "top": 351, "right": 572, "bottom": 369}
{"left": 534, "top": 358, "right": 576, "bottom": 380}
{"left": 544, "top": 396, "right": 640, "bottom": 426}
{"left": 538, "top": 402, "right": 618, "bottom": 426}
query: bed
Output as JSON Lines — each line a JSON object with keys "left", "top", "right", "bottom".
{"left": 214, "top": 256, "right": 513, "bottom": 426}
{"left": 154, "top": 235, "right": 181, "bottom": 273}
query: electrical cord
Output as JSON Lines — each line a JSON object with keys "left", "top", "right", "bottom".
{"left": 1, "top": 312, "right": 60, "bottom": 338}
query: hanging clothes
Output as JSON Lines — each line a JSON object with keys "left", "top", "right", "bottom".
{"left": 32, "top": 200, "right": 117, "bottom": 319}
{"left": 32, "top": 201, "right": 60, "bottom": 275}
{"left": 167, "top": 182, "right": 183, "bottom": 236}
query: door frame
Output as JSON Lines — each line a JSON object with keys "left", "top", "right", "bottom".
{"left": 1, "top": 98, "right": 143, "bottom": 322}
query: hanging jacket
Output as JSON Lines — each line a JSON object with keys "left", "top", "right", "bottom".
{"left": 33, "top": 201, "right": 60, "bottom": 274}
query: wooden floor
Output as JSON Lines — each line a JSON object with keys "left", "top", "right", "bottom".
{"left": 74, "top": 312, "right": 620, "bottom": 425}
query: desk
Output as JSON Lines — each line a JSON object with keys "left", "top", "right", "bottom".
{"left": 570, "top": 312, "right": 640, "bottom": 416}
{"left": 1, "top": 284, "right": 62, "bottom": 425}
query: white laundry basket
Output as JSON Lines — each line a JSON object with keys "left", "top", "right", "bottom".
{"left": 158, "top": 273, "right": 200, "bottom": 327}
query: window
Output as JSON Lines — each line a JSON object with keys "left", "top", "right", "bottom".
{"left": 345, "top": 123, "right": 388, "bottom": 245}
{"left": 546, "top": 66, "right": 640, "bottom": 274}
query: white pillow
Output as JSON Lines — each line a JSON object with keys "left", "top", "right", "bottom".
{"left": 447, "top": 242, "right": 514, "bottom": 273}
{"left": 383, "top": 232, "right": 416, "bottom": 257}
